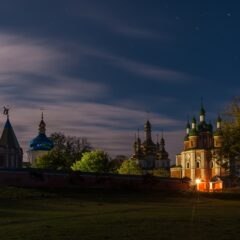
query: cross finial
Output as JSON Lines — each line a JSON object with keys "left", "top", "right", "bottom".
{"left": 3, "top": 106, "right": 10, "bottom": 119}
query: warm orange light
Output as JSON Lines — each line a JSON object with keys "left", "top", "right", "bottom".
{"left": 196, "top": 178, "right": 201, "bottom": 184}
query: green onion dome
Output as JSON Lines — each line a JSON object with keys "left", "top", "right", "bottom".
{"left": 189, "top": 128, "right": 198, "bottom": 136}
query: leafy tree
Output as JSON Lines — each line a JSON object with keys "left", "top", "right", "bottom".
{"left": 152, "top": 168, "right": 170, "bottom": 177}
{"left": 35, "top": 132, "right": 92, "bottom": 170}
{"left": 35, "top": 148, "right": 72, "bottom": 170}
{"left": 109, "top": 155, "right": 127, "bottom": 173}
{"left": 71, "top": 150, "right": 110, "bottom": 173}
{"left": 50, "top": 133, "right": 92, "bottom": 162}
{"left": 222, "top": 97, "right": 240, "bottom": 177}
{"left": 117, "top": 159, "right": 143, "bottom": 175}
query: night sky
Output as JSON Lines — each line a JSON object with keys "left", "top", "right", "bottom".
{"left": 0, "top": 0, "right": 239, "bottom": 161}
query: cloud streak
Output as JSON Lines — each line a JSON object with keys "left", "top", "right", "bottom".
{"left": 8, "top": 102, "right": 183, "bottom": 161}
{"left": 0, "top": 31, "right": 185, "bottom": 161}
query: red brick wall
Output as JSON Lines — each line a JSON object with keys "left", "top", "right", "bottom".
{"left": 0, "top": 170, "right": 190, "bottom": 191}
{"left": 195, "top": 169, "right": 201, "bottom": 179}
{"left": 185, "top": 169, "right": 191, "bottom": 178}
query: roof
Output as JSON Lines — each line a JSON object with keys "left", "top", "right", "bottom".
{"left": 0, "top": 118, "right": 21, "bottom": 149}
{"left": 29, "top": 113, "right": 54, "bottom": 151}
{"left": 189, "top": 128, "right": 198, "bottom": 136}
{"left": 197, "top": 122, "right": 213, "bottom": 133}
{"left": 29, "top": 133, "right": 54, "bottom": 151}
{"left": 214, "top": 128, "right": 223, "bottom": 136}
{"left": 200, "top": 105, "right": 206, "bottom": 115}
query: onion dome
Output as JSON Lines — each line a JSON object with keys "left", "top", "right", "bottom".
{"left": 192, "top": 116, "right": 196, "bottom": 124}
{"left": 158, "top": 136, "right": 169, "bottom": 159}
{"left": 217, "top": 115, "right": 222, "bottom": 123}
{"left": 143, "top": 120, "right": 155, "bottom": 146}
{"left": 189, "top": 128, "right": 198, "bottom": 136}
{"left": 189, "top": 117, "right": 198, "bottom": 136}
{"left": 29, "top": 114, "right": 54, "bottom": 151}
{"left": 144, "top": 120, "right": 151, "bottom": 131}
{"left": 199, "top": 103, "right": 206, "bottom": 123}
{"left": 207, "top": 123, "right": 213, "bottom": 133}
{"left": 198, "top": 121, "right": 212, "bottom": 133}
{"left": 214, "top": 115, "right": 223, "bottom": 136}
{"left": 200, "top": 105, "right": 206, "bottom": 116}
{"left": 214, "top": 128, "right": 223, "bottom": 136}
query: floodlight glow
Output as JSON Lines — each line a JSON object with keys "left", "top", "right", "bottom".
{"left": 196, "top": 178, "right": 201, "bottom": 184}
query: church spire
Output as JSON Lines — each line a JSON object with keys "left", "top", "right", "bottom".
{"left": 200, "top": 100, "right": 206, "bottom": 122}
{"left": 144, "top": 120, "right": 152, "bottom": 141}
{"left": 39, "top": 112, "right": 46, "bottom": 134}
{"left": 217, "top": 114, "right": 222, "bottom": 129}
{"left": 186, "top": 120, "right": 190, "bottom": 134}
{"left": 160, "top": 130, "right": 165, "bottom": 150}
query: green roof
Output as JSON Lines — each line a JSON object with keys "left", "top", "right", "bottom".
{"left": 214, "top": 129, "right": 223, "bottom": 136}
{"left": 217, "top": 115, "right": 222, "bottom": 122}
{"left": 189, "top": 128, "right": 198, "bottom": 136}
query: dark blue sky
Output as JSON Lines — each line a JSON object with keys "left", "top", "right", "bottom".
{"left": 0, "top": 0, "right": 239, "bottom": 160}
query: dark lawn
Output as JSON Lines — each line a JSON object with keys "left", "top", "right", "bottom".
{"left": 0, "top": 187, "right": 239, "bottom": 240}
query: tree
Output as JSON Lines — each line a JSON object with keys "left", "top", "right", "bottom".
{"left": 50, "top": 132, "right": 92, "bottom": 162}
{"left": 35, "top": 148, "right": 72, "bottom": 170}
{"left": 71, "top": 150, "right": 110, "bottom": 173}
{"left": 152, "top": 168, "right": 170, "bottom": 177}
{"left": 222, "top": 97, "right": 240, "bottom": 177}
{"left": 35, "top": 132, "right": 92, "bottom": 170}
{"left": 117, "top": 159, "right": 143, "bottom": 175}
{"left": 108, "top": 155, "right": 127, "bottom": 173}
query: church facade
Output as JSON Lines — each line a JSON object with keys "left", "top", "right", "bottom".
{"left": 131, "top": 120, "right": 170, "bottom": 172}
{"left": 171, "top": 106, "right": 228, "bottom": 191}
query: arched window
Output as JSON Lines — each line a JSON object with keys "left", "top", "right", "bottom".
{"left": 196, "top": 161, "right": 200, "bottom": 168}
{"left": 186, "top": 162, "right": 190, "bottom": 168}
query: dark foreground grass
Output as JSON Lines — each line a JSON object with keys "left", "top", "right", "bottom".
{"left": 0, "top": 187, "right": 239, "bottom": 240}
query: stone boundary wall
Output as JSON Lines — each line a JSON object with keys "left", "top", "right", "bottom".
{"left": 0, "top": 169, "right": 190, "bottom": 191}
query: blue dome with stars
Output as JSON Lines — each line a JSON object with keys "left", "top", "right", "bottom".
{"left": 29, "top": 114, "right": 54, "bottom": 151}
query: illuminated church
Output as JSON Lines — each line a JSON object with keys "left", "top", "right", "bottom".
{"left": 27, "top": 114, "right": 54, "bottom": 166}
{"left": 131, "top": 120, "right": 170, "bottom": 171}
{"left": 170, "top": 106, "right": 228, "bottom": 191}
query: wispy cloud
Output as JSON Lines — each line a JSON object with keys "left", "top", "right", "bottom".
{"left": 75, "top": 45, "right": 192, "bottom": 83}
{"left": 0, "top": 31, "right": 185, "bottom": 160}
{"left": 0, "top": 33, "right": 109, "bottom": 105}
{"left": 72, "top": 4, "right": 168, "bottom": 40}
{"left": 8, "top": 102, "right": 183, "bottom": 161}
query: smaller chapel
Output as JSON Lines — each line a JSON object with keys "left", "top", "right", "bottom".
{"left": 27, "top": 113, "right": 54, "bottom": 166}
{"left": 131, "top": 120, "right": 170, "bottom": 171}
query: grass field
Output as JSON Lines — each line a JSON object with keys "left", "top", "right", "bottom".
{"left": 0, "top": 187, "right": 239, "bottom": 240}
